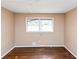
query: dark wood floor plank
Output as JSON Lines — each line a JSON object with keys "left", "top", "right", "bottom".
{"left": 2, "top": 47, "right": 76, "bottom": 59}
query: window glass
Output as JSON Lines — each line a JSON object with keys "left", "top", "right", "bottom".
{"left": 27, "top": 19, "right": 39, "bottom": 32}
{"left": 26, "top": 17, "right": 54, "bottom": 32}
{"left": 40, "top": 20, "right": 53, "bottom": 32}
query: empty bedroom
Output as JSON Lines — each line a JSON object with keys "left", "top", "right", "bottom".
{"left": 1, "top": 0, "right": 77, "bottom": 59}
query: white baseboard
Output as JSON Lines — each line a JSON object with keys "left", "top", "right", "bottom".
{"left": 65, "top": 46, "right": 77, "bottom": 58}
{"left": 15, "top": 45, "right": 64, "bottom": 47}
{"left": 1, "top": 45, "right": 64, "bottom": 58}
{"left": 1, "top": 46, "right": 15, "bottom": 58}
{"left": 2, "top": 45, "right": 76, "bottom": 58}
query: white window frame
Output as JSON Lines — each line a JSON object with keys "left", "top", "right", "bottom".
{"left": 25, "top": 17, "right": 54, "bottom": 32}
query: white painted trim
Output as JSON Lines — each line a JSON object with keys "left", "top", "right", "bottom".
{"left": 1, "top": 45, "right": 77, "bottom": 58}
{"left": 1, "top": 46, "right": 15, "bottom": 58}
{"left": 65, "top": 46, "right": 77, "bottom": 58}
{"left": 3, "top": 45, "right": 77, "bottom": 58}
{"left": 15, "top": 45, "right": 64, "bottom": 47}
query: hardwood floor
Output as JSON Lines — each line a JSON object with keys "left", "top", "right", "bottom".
{"left": 2, "top": 47, "right": 76, "bottom": 59}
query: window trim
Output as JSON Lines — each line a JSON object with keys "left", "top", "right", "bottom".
{"left": 25, "top": 17, "right": 54, "bottom": 32}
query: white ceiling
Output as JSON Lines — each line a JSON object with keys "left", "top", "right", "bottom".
{"left": 1, "top": 0, "right": 77, "bottom": 13}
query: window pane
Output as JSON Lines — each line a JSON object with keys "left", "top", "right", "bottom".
{"left": 40, "top": 20, "right": 53, "bottom": 32}
{"left": 26, "top": 17, "right": 54, "bottom": 32}
{"left": 26, "top": 19, "right": 39, "bottom": 32}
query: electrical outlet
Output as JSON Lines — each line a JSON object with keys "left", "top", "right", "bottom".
{"left": 32, "top": 42, "right": 37, "bottom": 47}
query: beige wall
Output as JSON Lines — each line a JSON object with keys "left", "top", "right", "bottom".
{"left": 14, "top": 13, "right": 65, "bottom": 47}
{"left": 65, "top": 8, "right": 77, "bottom": 56}
{"left": 1, "top": 7, "right": 77, "bottom": 58}
{"left": 1, "top": 7, "right": 14, "bottom": 56}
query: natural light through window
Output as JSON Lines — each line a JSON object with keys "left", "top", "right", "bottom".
{"left": 26, "top": 17, "right": 54, "bottom": 32}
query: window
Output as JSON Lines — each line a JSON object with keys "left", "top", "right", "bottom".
{"left": 26, "top": 17, "right": 54, "bottom": 32}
